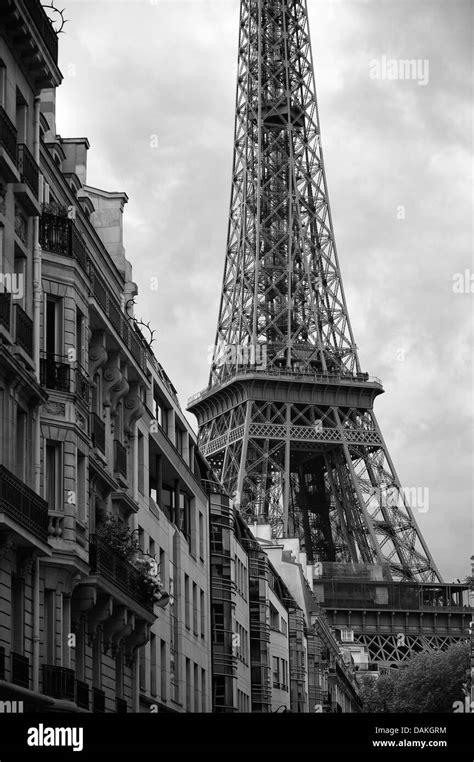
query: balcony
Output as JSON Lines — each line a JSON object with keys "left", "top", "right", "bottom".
{"left": 15, "top": 304, "right": 33, "bottom": 356}
{"left": 114, "top": 440, "right": 127, "bottom": 480}
{"left": 11, "top": 652, "right": 29, "bottom": 688}
{"left": 92, "top": 687, "right": 105, "bottom": 713}
{"left": 40, "top": 212, "right": 88, "bottom": 275}
{"left": 42, "top": 665, "right": 75, "bottom": 702}
{"left": 40, "top": 352, "right": 90, "bottom": 405}
{"left": 91, "top": 413, "right": 106, "bottom": 454}
{"left": 0, "top": 292, "right": 11, "bottom": 331}
{"left": 0, "top": 105, "right": 19, "bottom": 182}
{"left": 14, "top": 144, "right": 41, "bottom": 216}
{"left": 27, "top": 0, "right": 59, "bottom": 64}
{"left": 75, "top": 364, "right": 90, "bottom": 404}
{"left": 76, "top": 680, "right": 90, "bottom": 710}
{"left": 89, "top": 534, "right": 155, "bottom": 612}
{"left": 0, "top": 464, "right": 49, "bottom": 543}
{"left": 89, "top": 265, "right": 148, "bottom": 374}
{"left": 40, "top": 352, "right": 70, "bottom": 392}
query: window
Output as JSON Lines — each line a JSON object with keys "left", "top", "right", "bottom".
{"left": 149, "top": 538, "right": 155, "bottom": 559}
{"left": 272, "top": 656, "right": 280, "bottom": 688}
{"left": 159, "top": 547, "right": 165, "bottom": 588}
{"left": 179, "top": 493, "right": 190, "bottom": 544}
{"left": 15, "top": 407, "right": 27, "bottom": 482}
{"left": 0, "top": 62, "right": 6, "bottom": 108}
{"left": 201, "top": 669, "right": 206, "bottom": 712}
{"left": 194, "top": 662, "right": 199, "bottom": 712}
{"left": 76, "top": 450, "right": 86, "bottom": 522}
{"left": 281, "top": 617, "right": 288, "bottom": 636}
{"left": 199, "top": 512, "right": 204, "bottom": 560}
{"left": 185, "top": 658, "right": 191, "bottom": 712}
{"left": 270, "top": 603, "right": 279, "bottom": 631}
{"left": 192, "top": 582, "right": 198, "bottom": 635}
{"left": 137, "top": 432, "right": 144, "bottom": 494}
{"left": 184, "top": 574, "right": 190, "bottom": 629}
{"left": 160, "top": 639, "right": 167, "bottom": 701}
{"left": 139, "top": 645, "right": 146, "bottom": 692}
{"left": 200, "top": 590, "right": 205, "bottom": 638}
{"left": 211, "top": 604, "right": 224, "bottom": 644}
{"left": 282, "top": 659, "right": 288, "bottom": 690}
{"left": 45, "top": 440, "right": 61, "bottom": 511}
{"left": 150, "top": 633, "right": 157, "bottom": 697}
{"left": 13, "top": 249, "right": 26, "bottom": 309}
{"left": 44, "top": 589, "right": 55, "bottom": 664}
{"left": 15, "top": 89, "right": 28, "bottom": 143}
{"left": 75, "top": 307, "right": 84, "bottom": 365}
{"left": 45, "top": 296, "right": 63, "bottom": 357}
{"left": 138, "top": 526, "right": 145, "bottom": 552}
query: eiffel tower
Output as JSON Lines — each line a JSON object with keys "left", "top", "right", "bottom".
{"left": 188, "top": 0, "right": 469, "bottom": 666}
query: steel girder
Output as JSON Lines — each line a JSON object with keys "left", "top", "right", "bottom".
{"left": 190, "top": 0, "right": 442, "bottom": 585}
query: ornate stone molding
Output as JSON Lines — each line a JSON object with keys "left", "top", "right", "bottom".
{"left": 124, "top": 382, "right": 145, "bottom": 434}
{"left": 102, "top": 351, "right": 122, "bottom": 408}
{"left": 110, "top": 367, "right": 130, "bottom": 415}
{"left": 45, "top": 401, "right": 66, "bottom": 416}
{"left": 89, "top": 331, "right": 108, "bottom": 377}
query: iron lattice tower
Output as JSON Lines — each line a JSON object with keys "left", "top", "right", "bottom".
{"left": 189, "top": 0, "right": 441, "bottom": 584}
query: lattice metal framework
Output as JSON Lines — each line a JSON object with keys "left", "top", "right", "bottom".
{"left": 189, "top": 0, "right": 441, "bottom": 584}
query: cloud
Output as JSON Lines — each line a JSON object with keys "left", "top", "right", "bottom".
{"left": 55, "top": 0, "right": 472, "bottom": 580}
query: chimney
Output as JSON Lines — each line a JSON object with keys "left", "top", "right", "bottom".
{"left": 40, "top": 87, "right": 56, "bottom": 138}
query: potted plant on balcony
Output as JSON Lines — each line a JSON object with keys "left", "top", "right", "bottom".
{"left": 95, "top": 513, "right": 140, "bottom": 559}
{"left": 134, "top": 555, "right": 168, "bottom": 606}
{"left": 96, "top": 514, "right": 168, "bottom": 607}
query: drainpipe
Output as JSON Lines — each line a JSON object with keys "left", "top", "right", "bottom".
{"left": 32, "top": 94, "right": 42, "bottom": 693}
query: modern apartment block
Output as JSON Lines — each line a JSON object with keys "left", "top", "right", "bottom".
{"left": 0, "top": 1, "right": 211, "bottom": 713}
{"left": 250, "top": 524, "right": 362, "bottom": 713}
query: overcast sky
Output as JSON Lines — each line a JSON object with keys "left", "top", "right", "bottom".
{"left": 52, "top": 0, "right": 472, "bottom": 581}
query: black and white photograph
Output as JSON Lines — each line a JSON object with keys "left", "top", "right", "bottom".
{"left": 0, "top": 0, "right": 472, "bottom": 756}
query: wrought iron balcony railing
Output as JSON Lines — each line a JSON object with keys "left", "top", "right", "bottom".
{"left": 91, "top": 413, "right": 106, "bottom": 454}
{"left": 42, "top": 665, "right": 75, "bottom": 701}
{"left": 27, "top": 0, "right": 59, "bottom": 63}
{"left": 75, "top": 364, "right": 90, "bottom": 403}
{"left": 89, "top": 264, "right": 148, "bottom": 373}
{"left": 40, "top": 352, "right": 71, "bottom": 392}
{"left": 76, "top": 680, "right": 90, "bottom": 710}
{"left": 89, "top": 534, "right": 155, "bottom": 612}
{"left": 17, "top": 143, "right": 39, "bottom": 199}
{"left": 40, "top": 212, "right": 88, "bottom": 274}
{"left": 0, "top": 464, "right": 48, "bottom": 541}
{"left": 0, "top": 292, "right": 11, "bottom": 331}
{"left": 114, "top": 440, "right": 127, "bottom": 479}
{"left": 15, "top": 304, "right": 33, "bottom": 356}
{"left": 0, "top": 105, "right": 17, "bottom": 166}
{"left": 11, "top": 652, "right": 29, "bottom": 688}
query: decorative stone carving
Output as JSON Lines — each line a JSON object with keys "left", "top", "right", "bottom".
{"left": 102, "top": 351, "right": 122, "bottom": 408}
{"left": 124, "top": 619, "right": 150, "bottom": 665}
{"left": 110, "top": 366, "right": 129, "bottom": 415}
{"left": 89, "top": 330, "right": 108, "bottom": 377}
{"left": 75, "top": 408, "right": 86, "bottom": 430}
{"left": 124, "top": 382, "right": 145, "bottom": 434}
{"left": 0, "top": 532, "right": 15, "bottom": 561}
{"left": 45, "top": 401, "right": 66, "bottom": 416}
{"left": 16, "top": 549, "right": 38, "bottom": 578}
